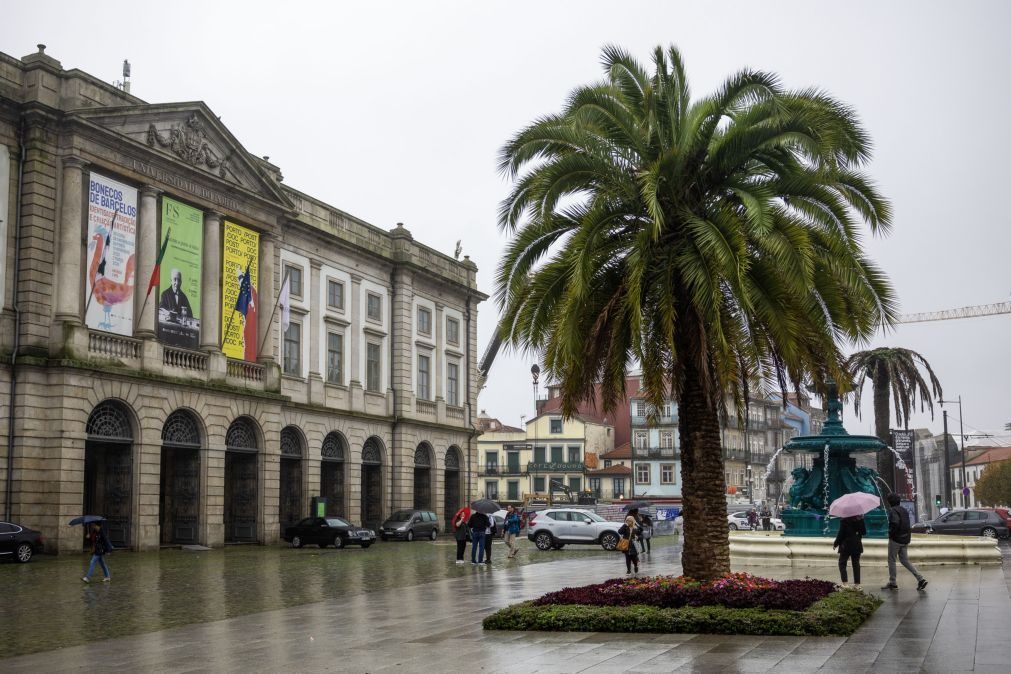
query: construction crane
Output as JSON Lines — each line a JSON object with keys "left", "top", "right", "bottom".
{"left": 897, "top": 301, "right": 1011, "bottom": 324}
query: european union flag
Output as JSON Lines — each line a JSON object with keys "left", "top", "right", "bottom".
{"left": 235, "top": 262, "right": 252, "bottom": 316}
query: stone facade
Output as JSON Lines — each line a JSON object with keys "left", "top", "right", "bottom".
{"left": 0, "top": 46, "right": 486, "bottom": 553}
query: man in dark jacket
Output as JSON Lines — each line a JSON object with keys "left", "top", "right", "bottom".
{"left": 882, "top": 493, "right": 927, "bottom": 591}
{"left": 468, "top": 510, "right": 490, "bottom": 565}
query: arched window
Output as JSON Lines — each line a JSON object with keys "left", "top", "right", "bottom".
{"left": 86, "top": 401, "right": 133, "bottom": 442}
{"left": 362, "top": 437, "right": 382, "bottom": 464}
{"left": 445, "top": 446, "right": 461, "bottom": 470}
{"left": 414, "top": 444, "right": 431, "bottom": 467}
{"left": 280, "top": 427, "right": 303, "bottom": 457}
{"left": 322, "top": 432, "right": 347, "bottom": 461}
{"left": 161, "top": 410, "right": 201, "bottom": 448}
{"left": 226, "top": 417, "right": 258, "bottom": 452}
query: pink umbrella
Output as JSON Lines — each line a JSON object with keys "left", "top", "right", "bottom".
{"left": 828, "top": 492, "right": 882, "bottom": 518}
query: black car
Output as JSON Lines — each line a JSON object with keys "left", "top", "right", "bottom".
{"left": 380, "top": 510, "right": 439, "bottom": 541}
{"left": 0, "top": 521, "right": 45, "bottom": 563}
{"left": 283, "top": 517, "right": 376, "bottom": 549}
{"left": 912, "top": 509, "right": 1010, "bottom": 539}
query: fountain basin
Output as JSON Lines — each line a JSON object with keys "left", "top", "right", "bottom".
{"left": 729, "top": 531, "right": 1001, "bottom": 567}
{"left": 780, "top": 507, "right": 888, "bottom": 538}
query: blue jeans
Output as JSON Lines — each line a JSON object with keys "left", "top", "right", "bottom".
{"left": 470, "top": 531, "right": 486, "bottom": 563}
{"left": 86, "top": 554, "right": 110, "bottom": 579}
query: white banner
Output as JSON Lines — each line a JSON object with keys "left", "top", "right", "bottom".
{"left": 85, "top": 173, "right": 138, "bottom": 335}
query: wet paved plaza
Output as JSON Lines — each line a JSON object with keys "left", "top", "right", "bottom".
{"left": 2, "top": 536, "right": 1009, "bottom": 672}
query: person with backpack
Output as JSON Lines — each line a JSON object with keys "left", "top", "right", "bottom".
{"left": 882, "top": 493, "right": 928, "bottom": 591}
{"left": 467, "top": 510, "right": 490, "bottom": 565}
{"left": 82, "top": 521, "right": 112, "bottom": 583}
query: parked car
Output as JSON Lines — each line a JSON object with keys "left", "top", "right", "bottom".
{"left": 911, "top": 508, "right": 1009, "bottom": 539}
{"left": 283, "top": 516, "right": 376, "bottom": 549}
{"left": 728, "top": 511, "right": 784, "bottom": 531}
{"left": 526, "top": 508, "right": 622, "bottom": 551}
{"left": 380, "top": 510, "right": 439, "bottom": 541}
{"left": 0, "top": 521, "right": 45, "bottom": 563}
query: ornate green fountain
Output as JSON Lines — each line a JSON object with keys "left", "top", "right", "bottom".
{"left": 779, "top": 381, "right": 888, "bottom": 538}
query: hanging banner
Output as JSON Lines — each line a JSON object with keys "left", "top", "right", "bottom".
{"left": 157, "top": 197, "right": 203, "bottom": 349}
{"left": 221, "top": 221, "right": 259, "bottom": 360}
{"left": 85, "top": 173, "right": 138, "bottom": 335}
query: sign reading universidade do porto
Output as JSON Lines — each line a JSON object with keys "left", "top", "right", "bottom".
{"left": 157, "top": 197, "right": 203, "bottom": 349}
{"left": 85, "top": 173, "right": 138, "bottom": 336}
{"left": 221, "top": 221, "right": 259, "bottom": 361}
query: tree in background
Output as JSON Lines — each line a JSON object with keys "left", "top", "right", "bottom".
{"left": 495, "top": 44, "right": 895, "bottom": 581}
{"left": 974, "top": 460, "right": 1011, "bottom": 507}
{"left": 846, "top": 348, "right": 942, "bottom": 490}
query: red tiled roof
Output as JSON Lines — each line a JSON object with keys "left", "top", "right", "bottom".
{"left": 601, "top": 442, "right": 631, "bottom": 459}
{"left": 965, "top": 447, "right": 1011, "bottom": 466}
{"left": 587, "top": 464, "right": 632, "bottom": 476}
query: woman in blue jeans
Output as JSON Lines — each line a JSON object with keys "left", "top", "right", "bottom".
{"left": 467, "top": 511, "right": 490, "bottom": 564}
{"left": 82, "top": 522, "right": 112, "bottom": 582}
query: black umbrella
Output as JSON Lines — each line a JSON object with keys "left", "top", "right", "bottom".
{"left": 68, "top": 515, "right": 106, "bottom": 526}
{"left": 470, "top": 498, "right": 500, "bottom": 514}
{"left": 621, "top": 501, "right": 649, "bottom": 512}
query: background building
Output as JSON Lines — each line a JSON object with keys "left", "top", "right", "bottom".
{"left": 0, "top": 46, "right": 485, "bottom": 553}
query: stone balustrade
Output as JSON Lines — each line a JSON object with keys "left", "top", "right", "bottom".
{"left": 163, "top": 346, "right": 209, "bottom": 372}
{"left": 88, "top": 331, "right": 141, "bottom": 360}
{"left": 416, "top": 399, "right": 437, "bottom": 417}
{"left": 227, "top": 359, "right": 265, "bottom": 384}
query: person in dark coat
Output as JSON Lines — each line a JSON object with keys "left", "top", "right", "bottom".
{"left": 882, "top": 492, "right": 927, "bottom": 591}
{"left": 82, "top": 521, "right": 112, "bottom": 583}
{"left": 467, "top": 510, "right": 490, "bottom": 565}
{"left": 618, "top": 515, "right": 640, "bottom": 575}
{"left": 452, "top": 506, "right": 471, "bottom": 564}
{"left": 832, "top": 514, "right": 866, "bottom": 587}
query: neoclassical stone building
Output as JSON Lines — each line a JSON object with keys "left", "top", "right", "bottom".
{"left": 0, "top": 46, "right": 485, "bottom": 553}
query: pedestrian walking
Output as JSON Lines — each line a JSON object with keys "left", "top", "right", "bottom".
{"left": 881, "top": 493, "right": 928, "bottom": 591}
{"left": 760, "top": 505, "right": 772, "bottom": 532}
{"left": 746, "top": 508, "right": 759, "bottom": 531}
{"left": 503, "top": 505, "right": 521, "bottom": 558}
{"left": 452, "top": 506, "right": 471, "bottom": 564}
{"left": 82, "top": 521, "right": 112, "bottom": 583}
{"left": 617, "top": 514, "right": 639, "bottom": 575}
{"left": 832, "top": 514, "right": 866, "bottom": 587}
{"left": 468, "top": 510, "right": 489, "bottom": 565}
{"left": 483, "top": 517, "right": 497, "bottom": 564}
{"left": 639, "top": 513, "right": 652, "bottom": 554}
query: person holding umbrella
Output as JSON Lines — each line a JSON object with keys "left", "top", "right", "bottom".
{"left": 82, "top": 520, "right": 112, "bottom": 582}
{"left": 828, "top": 492, "right": 879, "bottom": 588}
{"left": 468, "top": 498, "right": 498, "bottom": 565}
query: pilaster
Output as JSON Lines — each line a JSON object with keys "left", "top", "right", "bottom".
{"left": 134, "top": 185, "right": 161, "bottom": 338}
{"left": 200, "top": 211, "right": 223, "bottom": 352}
{"left": 55, "top": 156, "right": 88, "bottom": 324}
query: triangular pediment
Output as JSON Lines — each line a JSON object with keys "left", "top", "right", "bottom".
{"left": 71, "top": 102, "right": 292, "bottom": 209}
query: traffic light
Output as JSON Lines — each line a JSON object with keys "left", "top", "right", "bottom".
{"left": 934, "top": 494, "right": 942, "bottom": 507}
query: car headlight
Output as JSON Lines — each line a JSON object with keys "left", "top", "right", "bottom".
{"left": 368, "top": 530, "right": 375, "bottom": 536}
{"left": 397, "top": 526, "right": 407, "bottom": 532}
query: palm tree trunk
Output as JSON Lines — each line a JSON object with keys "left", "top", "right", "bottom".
{"left": 678, "top": 364, "right": 731, "bottom": 581}
{"left": 873, "top": 364, "right": 894, "bottom": 489}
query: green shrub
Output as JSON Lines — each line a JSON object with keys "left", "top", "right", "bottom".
{"left": 483, "top": 588, "right": 880, "bottom": 636}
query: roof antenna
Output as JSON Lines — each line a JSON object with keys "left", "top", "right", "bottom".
{"left": 115, "top": 60, "right": 131, "bottom": 93}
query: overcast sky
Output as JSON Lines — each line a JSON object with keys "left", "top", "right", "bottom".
{"left": 5, "top": 1, "right": 1009, "bottom": 441}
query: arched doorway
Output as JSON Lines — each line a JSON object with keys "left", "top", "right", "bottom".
{"left": 224, "top": 417, "right": 259, "bottom": 542}
{"left": 279, "top": 426, "right": 304, "bottom": 529}
{"left": 444, "top": 446, "right": 462, "bottom": 530}
{"left": 85, "top": 401, "right": 134, "bottom": 548}
{"left": 160, "top": 409, "right": 202, "bottom": 545}
{"left": 320, "top": 432, "right": 347, "bottom": 517}
{"left": 360, "top": 437, "right": 383, "bottom": 531}
{"left": 414, "top": 443, "right": 433, "bottom": 510}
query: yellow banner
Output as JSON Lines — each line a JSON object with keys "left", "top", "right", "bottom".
{"left": 221, "top": 221, "right": 259, "bottom": 360}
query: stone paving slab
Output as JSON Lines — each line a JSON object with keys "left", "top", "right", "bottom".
{"left": 2, "top": 540, "right": 1008, "bottom": 672}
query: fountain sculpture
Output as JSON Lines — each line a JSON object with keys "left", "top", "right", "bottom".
{"left": 778, "top": 381, "right": 888, "bottom": 538}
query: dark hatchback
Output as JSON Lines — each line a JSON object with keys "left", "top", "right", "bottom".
{"left": 283, "top": 517, "right": 376, "bottom": 549}
{"left": 912, "top": 508, "right": 1010, "bottom": 539}
{"left": 0, "top": 521, "right": 45, "bottom": 563}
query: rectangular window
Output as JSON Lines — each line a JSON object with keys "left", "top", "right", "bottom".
{"left": 284, "top": 264, "right": 303, "bottom": 298}
{"left": 589, "top": 477, "right": 601, "bottom": 496}
{"left": 327, "top": 279, "right": 344, "bottom": 310}
{"left": 485, "top": 452, "right": 498, "bottom": 471}
{"left": 612, "top": 478, "right": 625, "bottom": 498}
{"left": 568, "top": 477, "right": 581, "bottom": 492}
{"left": 636, "top": 464, "right": 650, "bottom": 484}
{"left": 446, "top": 317, "right": 460, "bottom": 345}
{"left": 326, "top": 332, "right": 343, "bottom": 384}
{"left": 367, "top": 292, "right": 382, "bottom": 321}
{"left": 417, "top": 354, "right": 431, "bottom": 400}
{"left": 366, "top": 342, "right": 381, "bottom": 391}
{"left": 447, "top": 362, "right": 459, "bottom": 406}
{"left": 507, "top": 481, "right": 519, "bottom": 501}
{"left": 550, "top": 418, "right": 563, "bottom": 433}
{"left": 417, "top": 306, "right": 432, "bottom": 336}
{"left": 550, "top": 446, "right": 563, "bottom": 463}
{"left": 661, "top": 464, "right": 676, "bottom": 484}
{"left": 533, "top": 476, "right": 545, "bottom": 493}
{"left": 534, "top": 446, "right": 545, "bottom": 463}
{"left": 567, "top": 446, "right": 580, "bottom": 463}
{"left": 634, "top": 400, "right": 646, "bottom": 417}
{"left": 283, "top": 321, "right": 301, "bottom": 376}
{"left": 485, "top": 481, "right": 498, "bottom": 499}
{"left": 662, "top": 402, "right": 672, "bottom": 417}
{"left": 660, "top": 431, "right": 674, "bottom": 449}
{"left": 633, "top": 431, "right": 648, "bottom": 448}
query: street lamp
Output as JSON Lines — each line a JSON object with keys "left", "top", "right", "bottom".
{"left": 939, "top": 396, "right": 967, "bottom": 507}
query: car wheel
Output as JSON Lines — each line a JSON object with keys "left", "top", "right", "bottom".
{"left": 981, "top": 527, "right": 998, "bottom": 539}
{"left": 600, "top": 531, "right": 619, "bottom": 551}
{"left": 534, "top": 532, "right": 553, "bottom": 550}
{"left": 15, "top": 542, "right": 33, "bottom": 563}
{"left": 291, "top": 536, "right": 303, "bottom": 549}
{"left": 406, "top": 530, "right": 414, "bottom": 542}
{"left": 728, "top": 523, "right": 738, "bottom": 531}
{"left": 333, "top": 535, "right": 345, "bottom": 549}
{"left": 429, "top": 528, "right": 438, "bottom": 541}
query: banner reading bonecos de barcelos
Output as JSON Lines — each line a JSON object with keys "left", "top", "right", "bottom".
{"left": 85, "top": 172, "right": 138, "bottom": 336}
{"left": 221, "top": 221, "right": 259, "bottom": 360}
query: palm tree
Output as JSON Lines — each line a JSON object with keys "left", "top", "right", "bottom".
{"left": 495, "top": 45, "right": 896, "bottom": 581}
{"left": 846, "top": 348, "right": 942, "bottom": 489}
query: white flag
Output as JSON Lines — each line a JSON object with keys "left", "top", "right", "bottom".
{"left": 279, "top": 274, "right": 291, "bottom": 334}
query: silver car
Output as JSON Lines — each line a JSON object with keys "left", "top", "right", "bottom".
{"left": 526, "top": 508, "right": 622, "bottom": 551}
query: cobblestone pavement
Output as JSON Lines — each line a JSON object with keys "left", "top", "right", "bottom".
{"left": 3, "top": 537, "right": 1009, "bottom": 672}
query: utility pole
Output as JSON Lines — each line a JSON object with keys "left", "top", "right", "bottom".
{"left": 940, "top": 397, "right": 967, "bottom": 507}
{"left": 942, "top": 411, "right": 952, "bottom": 508}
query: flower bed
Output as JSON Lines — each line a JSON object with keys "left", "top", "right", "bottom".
{"left": 485, "top": 573, "right": 881, "bottom": 636}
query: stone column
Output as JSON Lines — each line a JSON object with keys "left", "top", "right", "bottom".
{"left": 134, "top": 185, "right": 161, "bottom": 338}
{"left": 308, "top": 260, "right": 322, "bottom": 375}
{"left": 435, "top": 303, "right": 445, "bottom": 401}
{"left": 56, "top": 156, "right": 88, "bottom": 324}
{"left": 257, "top": 233, "right": 276, "bottom": 363}
{"left": 349, "top": 275, "right": 362, "bottom": 386}
{"left": 200, "top": 212, "right": 223, "bottom": 352}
